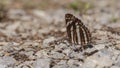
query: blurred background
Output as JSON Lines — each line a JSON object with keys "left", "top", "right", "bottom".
{"left": 0, "top": 0, "right": 120, "bottom": 42}
{"left": 0, "top": 0, "right": 120, "bottom": 68}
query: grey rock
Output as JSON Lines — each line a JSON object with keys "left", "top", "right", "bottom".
{"left": 33, "top": 59, "right": 51, "bottom": 68}
{"left": 0, "top": 56, "right": 16, "bottom": 68}
{"left": 83, "top": 53, "right": 113, "bottom": 68}
{"left": 43, "top": 37, "right": 56, "bottom": 48}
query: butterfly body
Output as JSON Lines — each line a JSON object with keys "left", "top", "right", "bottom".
{"left": 65, "top": 13, "right": 91, "bottom": 46}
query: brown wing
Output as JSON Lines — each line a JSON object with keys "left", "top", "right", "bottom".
{"left": 65, "top": 13, "right": 91, "bottom": 46}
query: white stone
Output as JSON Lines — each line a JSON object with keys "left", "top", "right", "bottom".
{"left": 94, "top": 44, "right": 105, "bottom": 50}
{"left": 67, "top": 59, "right": 82, "bottom": 68}
{"left": 33, "top": 59, "right": 51, "bottom": 68}
{"left": 57, "top": 60, "right": 67, "bottom": 65}
{"left": 16, "top": 61, "right": 34, "bottom": 68}
{"left": 50, "top": 51, "right": 65, "bottom": 59}
{"left": 111, "top": 66, "right": 120, "bottom": 68}
{"left": 35, "top": 50, "right": 48, "bottom": 58}
{"left": 0, "top": 56, "right": 16, "bottom": 68}
{"left": 83, "top": 54, "right": 113, "bottom": 68}
{"left": 62, "top": 49, "right": 71, "bottom": 56}
{"left": 55, "top": 43, "right": 68, "bottom": 50}
{"left": 42, "top": 37, "right": 56, "bottom": 48}
{"left": 53, "top": 65, "right": 68, "bottom": 68}
{"left": 0, "top": 64, "right": 6, "bottom": 68}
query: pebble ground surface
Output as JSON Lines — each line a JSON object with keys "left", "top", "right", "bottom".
{"left": 0, "top": 0, "right": 120, "bottom": 68}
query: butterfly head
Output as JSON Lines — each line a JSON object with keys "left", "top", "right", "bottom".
{"left": 65, "top": 13, "right": 75, "bottom": 24}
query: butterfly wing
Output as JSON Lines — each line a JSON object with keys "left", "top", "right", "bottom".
{"left": 65, "top": 13, "right": 91, "bottom": 46}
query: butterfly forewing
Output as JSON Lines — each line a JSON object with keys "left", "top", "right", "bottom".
{"left": 65, "top": 13, "right": 91, "bottom": 46}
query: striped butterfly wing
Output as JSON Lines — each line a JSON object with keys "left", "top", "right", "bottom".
{"left": 65, "top": 13, "right": 91, "bottom": 46}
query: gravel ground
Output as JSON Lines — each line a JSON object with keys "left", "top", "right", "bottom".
{"left": 0, "top": 0, "right": 120, "bottom": 68}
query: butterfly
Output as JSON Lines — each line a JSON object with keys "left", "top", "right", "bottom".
{"left": 65, "top": 13, "right": 92, "bottom": 47}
